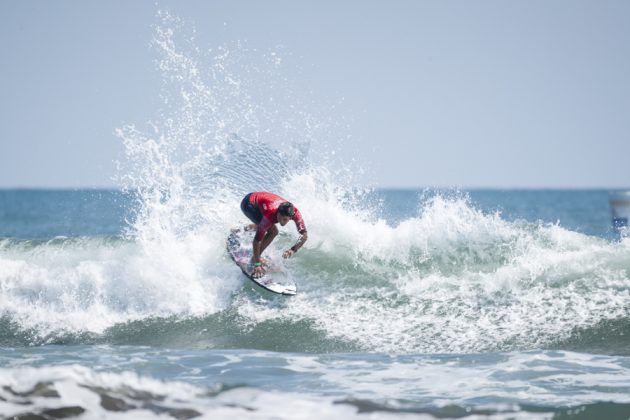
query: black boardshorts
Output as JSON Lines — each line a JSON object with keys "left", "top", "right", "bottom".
{"left": 241, "top": 193, "right": 263, "bottom": 224}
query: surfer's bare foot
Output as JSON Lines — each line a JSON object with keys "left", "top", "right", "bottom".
{"left": 252, "top": 266, "right": 266, "bottom": 278}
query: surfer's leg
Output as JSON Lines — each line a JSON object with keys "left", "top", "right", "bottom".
{"left": 240, "top": 194, "right": 263, "bottom": 225}
{"left": 259, "top": 224, "right": 278, "bottom": 254}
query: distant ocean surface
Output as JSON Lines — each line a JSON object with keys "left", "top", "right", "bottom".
{"left": 1, "top": 188, "right": 630, "bottom": 420}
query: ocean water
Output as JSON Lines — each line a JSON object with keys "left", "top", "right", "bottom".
{"left": 3, "top": 11, "right": 630, "bottom": 419}
{"left": 1, "top": 188, "right": 630, "bottom": 419}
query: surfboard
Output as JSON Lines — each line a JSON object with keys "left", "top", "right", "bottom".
{"left": 226, "top": 228, "right": 297, "bottom": 296}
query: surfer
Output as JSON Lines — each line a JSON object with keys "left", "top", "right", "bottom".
{"left": 240, "top": 192, "right": 308, "bottom": 278}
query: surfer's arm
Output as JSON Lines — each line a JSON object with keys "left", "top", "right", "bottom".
{"left": 252, "top": 224, "right": 267, "bottom": 264}
{"left": 283, "top": 230, "right": 308, "bottom": 259}
{"left": 252, "top": 238, "right": 263, "bottom": 263}
{"left": 284, "top": 210, "right": 307, "bottom": 259}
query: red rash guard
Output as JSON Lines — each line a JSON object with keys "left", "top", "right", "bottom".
{"left": 248, "top": 192, "right": 307, "bottom": 241}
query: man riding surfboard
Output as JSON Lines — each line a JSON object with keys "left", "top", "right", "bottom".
{"left": 240, "top": 192, "right": 308, "bottom": 278}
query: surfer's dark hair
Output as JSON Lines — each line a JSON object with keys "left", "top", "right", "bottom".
{"left": 278, "top": 202, "right": 295, "bottom": 217}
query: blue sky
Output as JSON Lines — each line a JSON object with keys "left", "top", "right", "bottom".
{"left": 1, "top": 1, "right": 629, "bottom": 188}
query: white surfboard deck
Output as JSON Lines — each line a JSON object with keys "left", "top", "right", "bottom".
{"left": 226, "top": 228, "right": 297, "bottom": 296}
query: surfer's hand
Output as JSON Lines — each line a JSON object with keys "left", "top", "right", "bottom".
{"left": 253, "top": 265, "right": 266, "bottom": 278}
{"left": 282, "top": 249, "right": 294, "bottom": 259}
